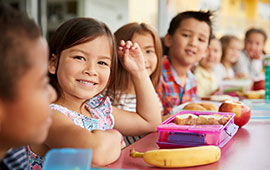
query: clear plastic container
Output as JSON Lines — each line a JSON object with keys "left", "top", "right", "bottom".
{"left": 43, "top": 148, "right": 92, "bottom": 170}
{"left": 157, "top": 111, "right": 238, "bottom": 148}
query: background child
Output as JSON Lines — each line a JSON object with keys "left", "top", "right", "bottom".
{"left": 0, "top": 3, "right": 56, "bottom": 169}
{"left": 194, "top": 36, "right": 222, "bottom": 98}
{"left": 234, "top": 28, "right": 267, "bottom": 79}
{"left": 27, "top": 17, "right": 161, "bottom": 169}
{"left": 157, "top": 11, "right": 213, "bottom": 115}
{"left": 110, "top": 22, "right": 162, "bottom": 146}
{"left": 213, "top": 35, "right": 241, "bottom": 82}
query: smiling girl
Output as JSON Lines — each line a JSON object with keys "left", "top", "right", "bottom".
{"left": 26, "top": 17, "right": 161, "bottom": 169}
{"left": 110, "top": 22, "right": 163, "bottom": 146}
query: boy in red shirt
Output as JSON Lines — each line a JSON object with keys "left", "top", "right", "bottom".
{"left": 157, "top": 11, "right": 213, "bottom": 115}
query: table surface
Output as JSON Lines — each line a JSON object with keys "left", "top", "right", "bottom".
{"left": 106, "top": 119, "right": 270, "bottom": 170}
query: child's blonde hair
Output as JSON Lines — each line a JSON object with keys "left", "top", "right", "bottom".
{"left": 111, "top": 22, "right": 162, "bottom": 104}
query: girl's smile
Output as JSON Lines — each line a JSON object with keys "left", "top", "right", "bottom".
{"left": 49, "top": 35, "right": 112, "bottom": 102}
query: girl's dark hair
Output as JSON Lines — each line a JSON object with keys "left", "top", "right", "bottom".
{"left": 0, "top": 3, "right": 41, "bottom": 101}
{"left": 49, "top": 17, "right": 118, "bottom": 103}
{"left": 245, "top": 28, "right": 267, "bottom": 42}
{"left": 112, "top": 22, "right": 162, "bottom": 104}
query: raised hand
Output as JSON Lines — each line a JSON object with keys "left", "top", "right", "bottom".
{"left": 117, "top": 40, "right": 146, "bottom": 74}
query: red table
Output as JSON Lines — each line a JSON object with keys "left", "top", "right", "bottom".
{"left": 107, "top": 119, "right": 270, "bottom": 170}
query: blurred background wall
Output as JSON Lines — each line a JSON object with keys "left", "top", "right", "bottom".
{"left": 2, "top": 0, "right": 269, "bottom": 53}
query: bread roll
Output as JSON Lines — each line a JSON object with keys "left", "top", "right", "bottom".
{"left": 199, "top": 102, "right": 218, "bottom": 112}
{"left": 183, "top": 103, "right": 207, "bottom": 111}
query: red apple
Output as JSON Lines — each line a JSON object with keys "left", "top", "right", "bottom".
{"left": 218, "top": 100, "right": 251, "bottom": 128}
{"left": 252, "top": 80, "right": 265, "bottom": 91}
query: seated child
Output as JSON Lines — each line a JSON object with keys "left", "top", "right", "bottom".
{"left": 194, "top": 36, "right": 222, "bottom": 98}
{"left": 26, "top": 17, "right": 161, "bottom": 169}
{"left": 110, "top": 22, "right": 163, "bottom": 146}
{"left": 213, "top": 35, "right": 241, "bottom": 82}
{"left": 0, "top": 3, "right": 56, "bottom": 169}
{"left": 234, "top": 28, "right": 267, "bottom": 79}
{"left": 157, "top": 10, "right": 213, "bottom": 115}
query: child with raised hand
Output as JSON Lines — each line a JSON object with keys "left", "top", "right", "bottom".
{"left": 157, "top": 11, "right": 213, "bottom": 115}
{"left": 27, "top": 17, "right": 161, "bottom": 169}
{"left": 0, "top": 2, "right": 56, "bottom": 169}
{"left": 194, "top": 36, "right": 222, "bottom": 98}
{"left": 26, "top": 17, "right": 123, "bottom": 169}
{"left": 110, "top": 22, "right": 163, "bottom": 146}
{"left": 234, "top": 28, "right": 267, "bottom": 79}
{"left": 213, "top": 35, "right": 241, "bottom": 82}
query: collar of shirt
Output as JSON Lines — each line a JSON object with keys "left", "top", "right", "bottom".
{"left": 162, "top": 55, "right": 196, "bottom": 90}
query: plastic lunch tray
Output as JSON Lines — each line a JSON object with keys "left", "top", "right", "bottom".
{"left": 157, "top": 110, "right": 239, "bottom": 148}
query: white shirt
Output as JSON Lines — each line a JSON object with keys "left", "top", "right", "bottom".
{"left": 233, "top": 50, "right": 263, "bottom": 78}
{"left": 212, "top": 63, "right": 235, "bottom": 85}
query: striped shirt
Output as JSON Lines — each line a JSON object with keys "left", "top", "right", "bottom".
{"left": 0, "top": 147, "right": 28, "bottom": 170}
{"left": 114, "top": 93, "right": 144, "bottom": 146}
{"left": 114, "top": 93, "right": 163, "bottom": 146}
{"left": 157, "top": 56, "right": 197, "bottom": 115}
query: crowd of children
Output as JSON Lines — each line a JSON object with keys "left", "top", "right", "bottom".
{"left": 0, "top": 2, "right": 268, "bottom": 169}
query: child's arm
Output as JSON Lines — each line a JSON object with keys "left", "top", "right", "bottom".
{"left": 113, "top": 40, "right": 162, "bottom": 136}
{"left": 45, "top": 111, "right": 122, "bottom": 167}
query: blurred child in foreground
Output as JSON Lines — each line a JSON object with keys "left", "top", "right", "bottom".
{"left": 0, "top": 3, "right": 56, "bottom": 169}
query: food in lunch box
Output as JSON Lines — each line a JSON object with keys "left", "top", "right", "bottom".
{"left": 183, "top": 102, "right": 218, "bottom": 111}
{"left": 197, "top": 114, "right": 229, "bottom": 125}
{"left": 130, "top": 146, "right": 221, "bottom": 168}
{"left": 174, "top": 113, "right": 229, "bottom": 125}
{"left": 174, "top": 113, "right": 198, "bottom": 125}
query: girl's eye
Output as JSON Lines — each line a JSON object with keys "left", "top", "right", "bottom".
{"left": 146, "top": 49, "right": 154, "bottom": 54}
{"left": 74, "top": 56, "right": 86, "bottom": 61}
{"left": 98, "top": 61, "right": 109, "bottom": 66}
{"left": 199, "top": 38, "right": 206, "bottom": 42}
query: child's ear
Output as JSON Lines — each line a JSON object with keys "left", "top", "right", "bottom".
{"left": 49, "top": 54, "right": 58, "bottom": 74}
{"left": 164, "top": 34, "right": 172, "bottom": 47}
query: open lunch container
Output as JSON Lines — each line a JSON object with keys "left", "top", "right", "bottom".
{"left": 157, "top": 110, "right": 239, "bottom": 148}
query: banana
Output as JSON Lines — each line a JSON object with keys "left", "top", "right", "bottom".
{"left": 130, "top": 145, "right": 221, "bottom": 168}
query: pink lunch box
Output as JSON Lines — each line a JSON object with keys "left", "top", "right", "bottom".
{"left": 157, "top": 110, "right": 239, "bottom": 148}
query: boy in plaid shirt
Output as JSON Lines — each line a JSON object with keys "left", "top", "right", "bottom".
{"left": 157, "top": 11, "right": 213, "bottom": 115}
